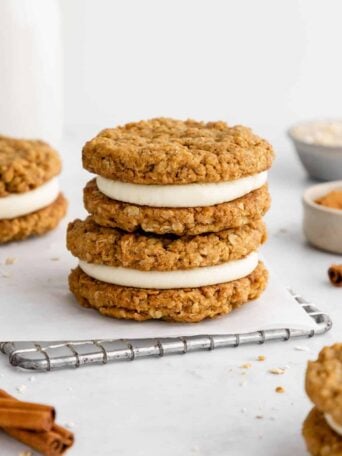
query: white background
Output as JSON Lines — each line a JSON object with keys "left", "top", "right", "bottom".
{"left": 60, "top": 0, "right": 342, "bottom": 142}
{"left": 1, "top": 1, "right": 342, "bottom": 455}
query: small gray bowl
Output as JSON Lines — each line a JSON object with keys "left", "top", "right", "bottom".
{"left": 288, "top": 122, "right": 342, "bottom": 181}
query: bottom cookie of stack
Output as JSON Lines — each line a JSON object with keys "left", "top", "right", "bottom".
{"left": 69, "top": 261, "right": 267, "bottom": 323}
{"left": 67, "top": 217, "right": 268, "bottom": 323}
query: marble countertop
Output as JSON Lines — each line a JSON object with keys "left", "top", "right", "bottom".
{"left": 0, "top": 132, "right": 340, "bottom": 456}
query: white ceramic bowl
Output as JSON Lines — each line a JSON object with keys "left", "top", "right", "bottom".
{"left": 288, "top": 123, "right": 342, "bottom": 181}
{"left": 303, "top": 180, "right": 342, "bottom": 253}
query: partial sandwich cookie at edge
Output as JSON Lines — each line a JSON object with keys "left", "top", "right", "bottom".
{"left": 69, "top": 261, "right": 268, "bottom": 323}
{"left": 82, "top": 118, "right": 274, "bottom": 235}
{"left": 0, "top": 136, "right": 67, "bottom": 243}
{"left": 303, "top": 408, "right": 342, "bottom": 456}
{"left": 305, "top": 343, "right": 342, "bottom": 435}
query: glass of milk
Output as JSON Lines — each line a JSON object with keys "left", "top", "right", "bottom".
{"left": 0, "top": 0, "right": 63, "bottom": 146}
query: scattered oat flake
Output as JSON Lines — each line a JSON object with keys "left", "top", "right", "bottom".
{"left": 19, "top": 451, "right": 33, "bottom": 456}
{"left": 275, "top": 386, "right": 285, "bottom": 393}
{"left": 257, "top": 355, "right": 266, "bottom": 361}
{"left": 28, "top": 376, "right": 35, "bottom": 382}
{"left": 5, "top": 257, "right": 16, "bottom": 265}
{"left": 64, "top": 421, "right": 75, "bottom": 429}
{"left": 241, "top": 408, "right": 247, "bottom": 414}
{"left": 16, "top": 385, "right": 27, "bottom": 394}
{"left": 240, "top": 363, "right": 252, "bottom": 369}
{"left": 1, "top": 272, "right": 11, "bottom": 278}
{"left": 269, "top": 368, "right": 286, "bottom": 375}
{"left": 294, "top": 346, "right": 311, "bottom": 352}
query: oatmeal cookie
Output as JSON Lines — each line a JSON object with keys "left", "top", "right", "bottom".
{"left": 68, "top": 261, "right": 268, "bottom": 323}
{"left": 303, "top": 407, "right": 342, "bottom": 456}
{"left": 82, "top": 118, "right": 274, "bottom": 185}
{"left": 67, "top": 217, "right": 266, "bottom": 271}
{"left": 84, "top": 179, "right": 271, "bottom": 235}
{"left": 0, "top": 194, "right": 67, "bottom": 243}
{"left": 0, "top": 136, "right": 61, "bottom": 197}
{"left": 306, "top": 344, "right": 342, "bottom": 427}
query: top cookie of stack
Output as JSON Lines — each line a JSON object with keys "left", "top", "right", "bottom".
{"left": 67, "top": 118, "right": 273, "bottom": 323}
{"left": 82, "top": 118, "right": 273, "bottom": 235}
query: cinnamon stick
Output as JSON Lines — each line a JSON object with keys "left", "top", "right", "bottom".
{"left": 0, "top": 390, "right": 74, "bottom": 456}
{"left": 328, "top": 264, "right": 342, "bottom": 287}
{"left": 0, "top": 399, "right": 55, "bottom": 431}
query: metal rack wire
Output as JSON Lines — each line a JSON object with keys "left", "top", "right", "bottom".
{"left": 0, "top": 291, "right": 332, "bottom": 372}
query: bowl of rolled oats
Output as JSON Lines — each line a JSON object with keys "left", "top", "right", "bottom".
{"left": 288, "top": 119, "right": 342, "bottom": 181}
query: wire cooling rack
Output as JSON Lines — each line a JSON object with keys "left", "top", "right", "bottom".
{"left": 0, "top": 291, "right": 332, "bottom": 372}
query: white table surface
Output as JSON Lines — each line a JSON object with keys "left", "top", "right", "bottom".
{"left": 0, "top": 130, "right": 340, "bottom": 456}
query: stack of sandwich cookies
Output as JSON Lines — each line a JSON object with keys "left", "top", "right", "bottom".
{"left": 0, "top": 136, "right": 67, "bottom": 243}
{"left": 303, "top": 343, "right": 342, "bottom": 455}
{"left": 68, "top": 118, "right": 274, "bottom": 322}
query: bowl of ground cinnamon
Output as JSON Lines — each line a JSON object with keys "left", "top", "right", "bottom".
{"left": 288, "top": 119, "right": 342, "bottom": 181}
{"left": 303, "top": 180, "right": 342, "bottom": 253}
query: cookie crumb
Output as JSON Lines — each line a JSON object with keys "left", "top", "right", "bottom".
{"left": 269, "top": 368, "right": 286, "bottom": 375}
{"left": 19, "top": 451, "right": 33, "bottom": 456}
{"left": 328, "top": 264, "right": 342, "bottom": 287}
{"left": 275, "top": 386, "right": 285, "bottom": 393}
{"left": 255, "top": 415, "right": 264, "bottom": 419}
{"left": 257, "top": 355, "right": 266, "bottom": 361}
{"left": 50, "top": 256, "right": 60, "bottom": 261}
{"left": 240, "top": 363, "right": 252, "bottom": 369}
{"left": 5, "top": 257, "right": 16, "bottom": 265}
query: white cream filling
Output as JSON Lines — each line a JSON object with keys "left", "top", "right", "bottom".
{"left": 0, "top": 177, "right": 59, "bottom": 220}
{"left": 79, "top": 251, "right": 258, "bottom": 289}
{"left": 96, "top": 171, "right": 267, "bottom": 208}
{"left": 325, "top": 414, "right": 342, "bottom": 436}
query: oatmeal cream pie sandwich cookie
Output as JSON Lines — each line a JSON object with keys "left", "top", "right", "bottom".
{"left": 303, "top": 343, "right": 342, "bottom": 456}
{"left": 0, "top": 136, "right": 67, "bottom": 243}
{"left": 82, "top": 118, "right": 274, "bottom": 235}
{"left": 67, "top": 217, "right": 268, "bottom": 322}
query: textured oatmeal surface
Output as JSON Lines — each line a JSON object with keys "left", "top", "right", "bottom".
{"left": 302, "top": 407, "right": 342, "bottom": 456}
{"left": 84, "top": 179, "right": 271, "bottom": 235}
{"left": 67, "top": 217, "right": 266, "bottom": 271}
{"left": 0, "top": 193, "right": 67, "bottom": 243}
{"left": 68, "top": 261, "right": 268, "bottom": 323}
{"left": 0, "top": 136, "right": 61, "bottom": 196}
{"left": 306, "top": 343, "right": 342, "bottom": 426}
{"left": 82, "top": 118, "right": 274, "bottom": 185}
